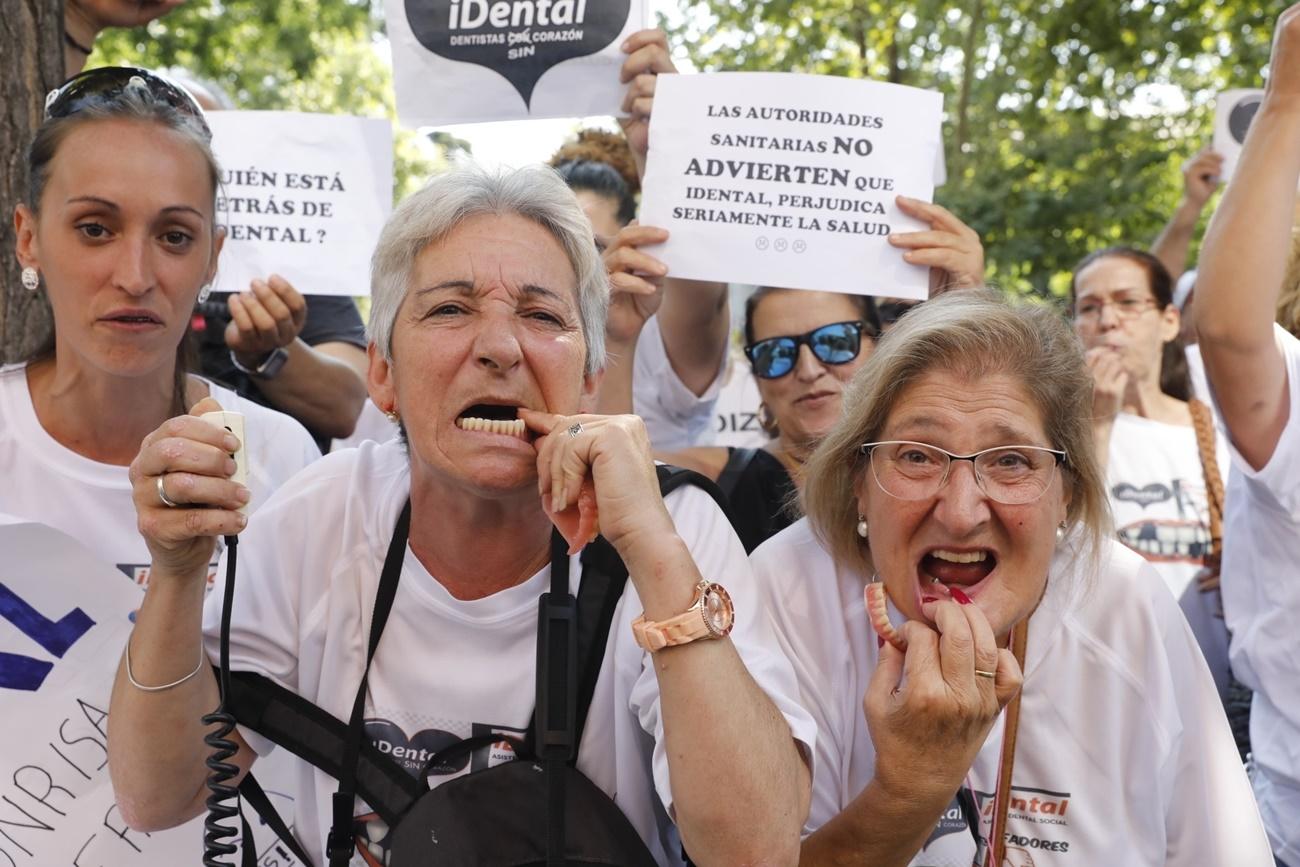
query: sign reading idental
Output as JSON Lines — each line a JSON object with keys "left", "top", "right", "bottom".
{"left": 639, "top": 73, "right": 943, "bottom": 300}
{"left": 207, "top": 111, "right": 393, "bottom": 298}
{"left": 388, "top": 0, "right": 645, "bottom": 125}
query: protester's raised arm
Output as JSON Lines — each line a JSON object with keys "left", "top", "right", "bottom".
{"left": 1195, "top": 4, "right": 1300, "bottom": 469}
{"left": 1151, "top": 147, "right": 1223, "bottom": 282}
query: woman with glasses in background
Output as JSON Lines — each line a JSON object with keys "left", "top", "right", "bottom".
{"left": 751, "top": 289, "right": 1270, "bottom": 865}
{"left": 661, "top": 199, "right": 984, "bottom": 552}
{"left": 1071, "top": 247, "right": 1233, "bottom": 703}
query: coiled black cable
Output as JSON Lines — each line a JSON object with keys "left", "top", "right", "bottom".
{"left": 203, "top": 534, "right": 240, "bottom": 866}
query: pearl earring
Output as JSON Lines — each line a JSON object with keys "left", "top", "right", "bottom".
{"left": 21, "top": 267, "right": 39, "bottom": 291}
{"left": 1055, "top": 521, "right": 1067, "bottom": 543}
{"left": 857, "top": 516, "right": 868, "bottom": 538}
{"left": 386, "top": 410, "right": 400, "bottom": 423}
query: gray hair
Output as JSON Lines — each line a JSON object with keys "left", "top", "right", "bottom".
{"left": 368, "top": 165, "right": 609, "bottom": 376}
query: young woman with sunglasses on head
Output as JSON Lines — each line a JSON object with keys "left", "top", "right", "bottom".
{"left": 659, "top": 198, "right": 985, "bottom": 553}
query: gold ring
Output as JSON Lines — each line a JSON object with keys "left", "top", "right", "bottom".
{"left": 974, "top": 668, "right": 996, "bottom": 679}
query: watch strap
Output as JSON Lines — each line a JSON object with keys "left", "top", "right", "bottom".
{"left": 230, "top": 346, "right": 289, "bottom": 379}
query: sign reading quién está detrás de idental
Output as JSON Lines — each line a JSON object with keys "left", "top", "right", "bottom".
{"left": 639, "top": 72, "right": 944, "bottom": 301}
{"left": 387, "top": 0, "right": 647, "bottom": 126}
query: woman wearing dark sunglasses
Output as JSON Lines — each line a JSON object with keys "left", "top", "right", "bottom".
{"left": 663, "top": 198, "right": 985, "bottom": 553}
{"left": 4, "top": 67, "right": 317, "bottom": 860}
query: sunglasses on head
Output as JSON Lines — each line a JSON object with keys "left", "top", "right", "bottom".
{"left": 744, "top": 320, "right": 873, "bottom": 380}
{"left": 44, "top": 67, "right": 210, "bottom": 137}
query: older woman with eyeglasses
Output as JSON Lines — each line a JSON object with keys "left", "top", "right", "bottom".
{"left": 751, "top": 290, "right": 1271, "bottom": 865}
{"left": 663, "top": 198, "right": 984, "bottom": 553}
{"left": 1071, "top": 247, "right": 1233, "bottom": 703}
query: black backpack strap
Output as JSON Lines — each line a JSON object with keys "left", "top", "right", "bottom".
{"left": 329, "top": 500, "right": 412, "bottom": 866}
{"left": 714, "top": 448, "right": 759, "bottom": 501}
{"left": 225, "top": 671, "right": 422, "bottom": 825}
{"left": 237, "top": 772, "right": 313, "bottom": 867}
{"left": 536, "top": 530, "right": 578, "bottom": 867}
{"left": 656, "top": 462, "right": 731, "bottom": 514}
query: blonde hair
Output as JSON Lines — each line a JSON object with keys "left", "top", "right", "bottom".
{"left": 802, "top": 289, "right": 1110, "bottom": 577}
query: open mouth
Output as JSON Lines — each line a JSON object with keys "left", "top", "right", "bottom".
{"left": 456, "top": 403, "right": 527, "bottom": 439}
{"left": 918, "top": 548, "right": 997, "bottom": 602}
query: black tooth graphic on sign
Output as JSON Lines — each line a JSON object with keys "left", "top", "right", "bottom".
{"left": 1228, "top": 95, "right": 1261, "bottom": 146}
{"left": 404, "top": 0, "right": 632, "bottom": 108}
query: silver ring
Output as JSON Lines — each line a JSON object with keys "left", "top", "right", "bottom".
{"left": 974, "top": 668, "right": 996, "bottom": 679}
{"left": 566, "top": 422, "right": 583, "bottom": 439}
{"left": 157, "top": 475, "right": 181, "bottom": 509}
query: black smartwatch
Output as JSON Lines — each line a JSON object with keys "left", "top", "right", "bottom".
{"left": 229, "top": 346, "right": 290, "bottom": 380}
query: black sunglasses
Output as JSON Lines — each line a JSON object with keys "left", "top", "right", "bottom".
{"left": 744, "top": 320, "right": 873, "bottom": 379}
{"left": 44, "top": 67, "right": 210, "bottom": 137}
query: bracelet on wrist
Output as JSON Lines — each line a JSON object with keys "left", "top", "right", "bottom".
{"left": 125, "top": 636, "right": 206, "bottom": 692}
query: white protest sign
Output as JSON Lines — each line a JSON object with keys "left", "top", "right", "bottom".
{"left": 1213, "top": 89, "right": 1263, "bottom": 180}
{"left": 386, "top": 0, "right": 647, "bottom": 126}
{"left": 209, "top": 111, "right": 393, "bottom": 298}
{"left": 0, "top": 522, "right": 302, "bottom": 866}
{"left": 639, "top": 73, "right": 943, "bottom": 300}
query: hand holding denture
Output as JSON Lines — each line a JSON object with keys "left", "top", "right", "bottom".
{"left": 864, "top": 592, "right": 1023, "bottom": 799}
{"left": 520, "top": 409, "right": 672, "bottom": 556}
{"left": 128, "top": 397, "right": 251, "bottom": 579}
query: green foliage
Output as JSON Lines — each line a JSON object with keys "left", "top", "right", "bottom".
{"left": 91, "top": 0, "right": 440, "bottom": 201}
{"left": 666, "top": 0, "right": 1274, "bottom": 298}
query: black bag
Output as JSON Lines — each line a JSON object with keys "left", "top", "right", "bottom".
{"left": 224, "top": 466, "right": 727, "bottom": 867}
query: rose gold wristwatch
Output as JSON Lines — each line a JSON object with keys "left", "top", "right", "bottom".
{"left": 632, "top": 579, "right": 735, "bottom": 652}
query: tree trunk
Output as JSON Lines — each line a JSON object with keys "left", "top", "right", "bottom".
{"left": 0, "top": 0, "right": 62, "bottom": 363}
{"left": 954, "top": 0, "right": 985, "bottom": 163}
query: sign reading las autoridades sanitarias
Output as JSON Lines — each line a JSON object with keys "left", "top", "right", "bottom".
{"left": 639, "top": 73, "right": 944, "bottom": 300}
{"left": 387, "top": 0, "right": 646, "bottom": 125}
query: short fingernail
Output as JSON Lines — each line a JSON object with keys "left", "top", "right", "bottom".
{"left": 236, "top": 513, "right": 248, "bottom": 529}
{"left": 235, "top": 485, "right": 251, "bottom": 504}
{"left": 223, "top": 434, "right": 240, "bottom": 451}
{"left": 225, "top": 458, "right": 238, "bottom": 476}
{"left": 553, "top": 488, "right": 564, "bottom": 512}
{"left": 950, "top": 588, "right": 973, "bottom": 605}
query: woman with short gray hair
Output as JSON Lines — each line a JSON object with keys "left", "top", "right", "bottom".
{"left": 753, "top": 290, "right": 1269, "bottom": 865}
{"left": 109, "top": 164, "right": 814, "bottom": 866}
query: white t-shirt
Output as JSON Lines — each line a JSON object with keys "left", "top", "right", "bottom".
{"left": 202, "top": 438, "right": 816, "bottom": 867}
{"left": 0, "top": 363, "right": 320, "bottom": 584}
{"left": 632, "top": 315, "right": 726, "bottom": 450}
{"left": 751, "top": 519, "right": 1272, "bottom": 867}
{"left": 1217, "top": 325, "right": 1300, "bottom": 862}
{"left": 1105, "top": 412, "right": 1233, "bottom": 696}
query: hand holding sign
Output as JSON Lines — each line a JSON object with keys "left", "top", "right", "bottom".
{"left": 619, "top": 29, "right": 677, "bottom": 178}
{"left": 226, "top": 274, "right": 308, "bottom": 365}
{"left": 886, "top": 196, "right": 985, "bottom": 294}
{"left": 1180, "top": 147, "right": 1224, "bottom": 210}
{"left": 602, "top": 222, "right": 668, "bottom": 344}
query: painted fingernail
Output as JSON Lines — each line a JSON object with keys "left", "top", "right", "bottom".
{"left": 921, "top": 595, "right": 940, "bottom": 604}
{"left": 950, "top": 588, "right": 973, "bottom": 605}
{"left": 877, "top": 635, "right": 885, "bottom": 650}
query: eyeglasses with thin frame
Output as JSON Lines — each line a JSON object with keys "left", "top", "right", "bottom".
{"left": 1073, "top": 295, "right": 1159, "bottom": 323}
{"left": 44, "top": 67, "right": 211, "bottom": 138}
{"left": 744, "top": 320, "right": 875, "bottom": 380}
{"left": 860, "top": 440, "right": 1068, "bottom": 505}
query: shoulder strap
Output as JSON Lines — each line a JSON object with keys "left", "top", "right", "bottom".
{"left": 237, "top": 772, "right": 314, "bottom": 867}
{"left": 656, "top": 462, "right": 731, "bottom": 514}
{"left": 715, "top": 448, "right": 760, "bottom": 500}
{"left": 329, "top": 500, "right": 411, "bottom": 866}
{"left": 1189, "top": 399, "right": 1225, "bottom": 585}
{"left": 989, "top": 620, "right": 1029, "bottom": 867}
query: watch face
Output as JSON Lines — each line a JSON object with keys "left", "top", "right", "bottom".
{"left": 702, "top": 584, "right": 734, "bottom": 637}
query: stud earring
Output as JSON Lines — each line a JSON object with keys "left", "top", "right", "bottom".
{"left": 857, "top": 516, "right": 868, "bottom": 538}
{"left": 21, "top": 267, "right": 39, "bottom": 292}
{"left": 385, "top": 410, "right": 400, "bottom": 423}
{"left": 1055, "top": 521, "right": 1067, "bottom": 543}
{"left": 197, "top": 283, "right": 212, "bottom": 303}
